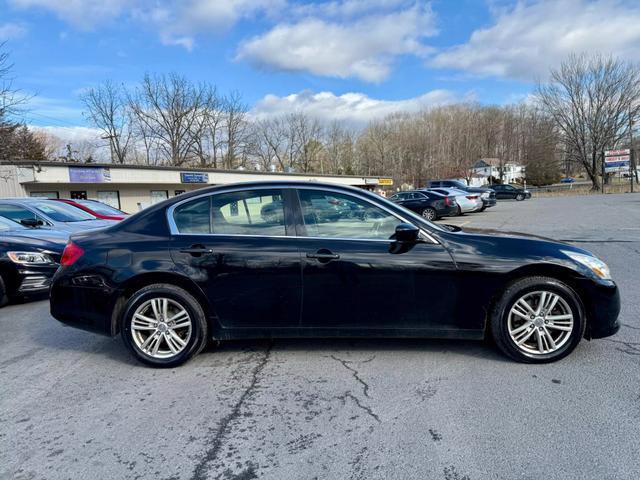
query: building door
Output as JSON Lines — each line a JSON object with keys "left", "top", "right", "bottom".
{"left": 70, "top": 191, "right": 87, "bottom": 200}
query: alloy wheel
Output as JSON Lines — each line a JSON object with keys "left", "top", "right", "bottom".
{"left": 131, "top": 297, "right": 192, "bottom": 359}
{"left": 507, "top": 290, "right": 574, "bottom": 355}
{"left": 422, "top": 208, "right": 436, "bottom": 220}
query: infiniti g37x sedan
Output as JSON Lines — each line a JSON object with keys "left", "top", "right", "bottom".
{"left": 50, "top": 182, "right": 620, "bottom": 367}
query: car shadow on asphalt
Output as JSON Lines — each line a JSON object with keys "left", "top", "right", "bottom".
{"left": 203, "top": 337, "right": 511, "bottom": 364}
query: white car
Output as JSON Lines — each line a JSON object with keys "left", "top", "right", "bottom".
{"left": 427, "top": 188, "right": 483, "bottom": 214}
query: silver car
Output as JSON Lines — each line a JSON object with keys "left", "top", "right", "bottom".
{"left": 427, "top": 188, "right": 483, "bottom": 214}
{"left": 0, "top": 198, "right": 117, "bottom": 233}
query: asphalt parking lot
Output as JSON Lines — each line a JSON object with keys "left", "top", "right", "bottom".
{"left": 1, "top": 193, "right": 639, "bottom": 480}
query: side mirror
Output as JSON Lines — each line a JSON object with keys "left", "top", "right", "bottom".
{"left": 394, "top": 223, "right": 420, "bottom": 243}
{"left": 20, "top": 218, "right": 42, "bottom": 228}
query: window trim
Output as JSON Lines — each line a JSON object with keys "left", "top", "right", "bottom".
{"left": 166, "top": 185, "right": 439, "bottom": 244}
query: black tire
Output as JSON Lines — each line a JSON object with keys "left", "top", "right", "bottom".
{"left": 0, "top": 274, "right": 8, "bottom": 308}
{"left": 421, "top": 207, "right": 437, "bottom": 221}
{"left": 515, "top": 193, "right": 525, "bottom": 201}
{"left": 121, "top": 284, "right": 209, "bottom": 368}
{"left": 479, "top": 205, "right": 487, "bottom": 212}
{"left": 490, "top": 276, "right": 585, "bottom": 363}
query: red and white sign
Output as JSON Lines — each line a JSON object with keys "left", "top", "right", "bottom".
{"left": 605, "top": 149, "right": 630, "bottom": 158}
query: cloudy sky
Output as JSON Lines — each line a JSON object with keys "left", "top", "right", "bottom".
{"left": 2, "top": 0, "right": 640, "bottom": 140}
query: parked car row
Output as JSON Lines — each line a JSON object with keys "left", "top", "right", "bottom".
{"left": 389, "top": 179, "right": 531, "bottom": 221}
{"left": 0, "top": 198, "right": 128, "bottom": 307}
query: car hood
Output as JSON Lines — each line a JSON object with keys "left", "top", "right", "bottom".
{"left": 1, "top": 228, "right": 70, "bottom": 245}
{"left": 62, "top": 219, "right": 118, "bottom": 232}
{"left": 0, "top": 232, "right": 68, "bottom": 253}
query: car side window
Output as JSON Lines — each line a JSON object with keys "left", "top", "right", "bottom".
{"left": 0, "top": 204, "right": 41, "bottom": 224}
{"left": 212, "top": 189, "right": 286, "bottom": 236}
{"left": 173, "top": 197, "right": 211, "bottom": 233}
{"left": 298, "top": 189, "right": 400, "bottom": 240}
{"left": 173, "top": 190, "right": 286, "bottom": 236}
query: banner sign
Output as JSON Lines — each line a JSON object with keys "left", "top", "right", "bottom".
{"left": 180, "top": 172, "right": 209, "bottom": 183}
{"left": 378, "top": 178, "right": 394, "bottom": 186}
{"left": 68, "top": 167, "right": 111, "bottom": 183}
{"left": 604, "top": 149, "right": 630, "bottom": 173}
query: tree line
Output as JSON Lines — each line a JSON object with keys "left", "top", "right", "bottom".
{"left": 1, "top": 42, "right": 639, "bottom": 190}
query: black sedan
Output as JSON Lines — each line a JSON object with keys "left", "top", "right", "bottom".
{"left": 491, "top": 184, "right": 532, "bottom": 200}
{"left": 388, "top": 190, "right": 458, "bottom": 220}
{"left": 50, "top": 181, "right": 620, "bottom": 367}
{"left": 0, "top": 217, "right": 66, "bottom": 306}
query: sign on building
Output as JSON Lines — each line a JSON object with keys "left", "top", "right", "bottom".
{"left": 180, "top": 172, "right": 209, "bottom": 183}
{"left": 68, "top": 167, "right": 111, "bottom": 183}
{"left": 604, "top": 149, "right": 630, "bottom": 173}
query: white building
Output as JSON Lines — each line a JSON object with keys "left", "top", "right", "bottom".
{"left": 0, "top": 162, "right": 392, "bottom": 213}
{"left": 471, "top": 158, "right": 526, "bottom": 185}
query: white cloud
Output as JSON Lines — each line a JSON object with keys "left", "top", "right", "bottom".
{"left": 251, "top": 89, "right": 456, "bottom": 126}
{"left": 237, "top": 3, "right": 437, "bottom": 82}
{"left": 9, "top": 0, "right": 130, "bottom": 29}
{"left": 0, "top": 22, "right": 27, "bottom": 40}
{"left": 133, "top": 0, "right": 286, "bottom": 50}
{"left": 31, "top": 125, "right": 102, "bottom": 143}
{"left": 431, "top": 0, "right": 640, "bottom": 80}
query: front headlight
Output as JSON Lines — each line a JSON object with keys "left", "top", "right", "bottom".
{"left": 562, "top": 250, "right": 611, "bottom": 280}
{"left": 7, "top": 251, "right": 55, "bottom": 265}
{"left": 481, "top": 192, "right": 489, "bottom": 199}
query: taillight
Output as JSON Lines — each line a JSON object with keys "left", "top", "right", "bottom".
{"left": 444, "top": 197, "right": 452, "bottom": 206}
{"left": 466, "top": 195, "right": 479, "bottom": 200}
{"left": 61, "top": 242, "right": 84, "bottom": 266}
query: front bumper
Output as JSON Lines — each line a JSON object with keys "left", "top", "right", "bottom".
{"left": 482, "top": 197, "right": 497, "bottom": 208}
{"left": 15, "top": 265, "right": 58, "bottom": 295}
{"left": 581, "top": 279, "right": 621, "bottom": 339}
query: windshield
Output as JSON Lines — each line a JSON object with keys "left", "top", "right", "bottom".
{"left": 76, "top": 200, "right": 126, "bottom": 216}
{"left": 31, "top": 201, "right": 96, "bottom": 222}
{"left": 0, "top": 216, "right": 25, "bottom": 232}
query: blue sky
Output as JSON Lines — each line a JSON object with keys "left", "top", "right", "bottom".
{"left": 1, "top": 0, "right": 640, "bottom": 137}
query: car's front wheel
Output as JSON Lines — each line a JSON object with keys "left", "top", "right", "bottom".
{"left": 0, "top": 274, "right": 8, "bottom": 307}
{"left": 121, "top": 284, "right": 208, "bottom": 367}
{"left": 490, "top": 276, "right": 585, "bottom": 363}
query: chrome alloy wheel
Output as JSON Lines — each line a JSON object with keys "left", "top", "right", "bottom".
{"left": 422, "top": 208, "right": 436, "bottom": 220}
{"left": 131, "top": 298, "right": 192, "bottom": 359}
{"left": 507, "top": 290, "right": 574, "bottom": 355}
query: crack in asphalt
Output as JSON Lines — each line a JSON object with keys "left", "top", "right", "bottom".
{"left": 329, "top": 355, "right": 375, "bottom": 399}
{"left": 189, "top": 344, "right": 272, "bottom": 480}
{"left": 602, "top": 338, "right": 640, "bottom": 356}
{"left": 335, "top": 392, "right": 381, "bottom": 424}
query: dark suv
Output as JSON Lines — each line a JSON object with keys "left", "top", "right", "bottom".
{"left": 428, "top": 180, "right": 496, "bottom": 210}
{"left": 388, "top": 190, "right": 458, "bottom": 220}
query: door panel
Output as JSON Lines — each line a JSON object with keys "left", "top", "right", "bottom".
{"left": 169, "top": 188, "right": 302, "bottom": 329}
{"left": 300, "top": 238, "right": 457, "bottom": 330}
{"left": 295, "top": 188, "right": 458, "bottom": 330}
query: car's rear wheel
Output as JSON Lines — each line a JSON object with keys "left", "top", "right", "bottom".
{"left": 516, "top": 193, "right": 525, "bottom": 201}
{"left": 490, "top": 276, "right": 585, "bottom": 363}
{"left": 121, "top": 284, "right": 208, "bottom": 367}
{"left": 421, "top": 207, "right": 437, "bottom": 221}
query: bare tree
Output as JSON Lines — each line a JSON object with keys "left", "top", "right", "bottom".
{"left": 536, "top": 53, "right": 640, "bottom": 189}
{"left": 0, "top": 42, "right": 29, "bottom": 121}
{"left": 221, "top": 91, "right": 249, "bottom": 169}
{"left": 128, "top": 73, "right": 208, "bottom": 166}
{"left": 81, "top": 81, "right": 132, "bottom": 163}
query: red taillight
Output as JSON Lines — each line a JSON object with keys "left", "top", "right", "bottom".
{"left": 444, "top": 197, "right": 452, "bottom": 206}
{"left": 61, "top": 242, "right": 84, "bottom": 266}
{"left": 466, "top": 195, "right": 479, "bottom": 200}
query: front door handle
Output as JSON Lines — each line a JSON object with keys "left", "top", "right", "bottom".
{"left": 306, "top": 250, "right": 340, "bottom": 261}
{"left": 180, "top": 246, "right": 214, "bottom": 256}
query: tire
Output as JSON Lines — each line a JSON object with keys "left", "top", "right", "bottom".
{"left": 0, "top": 274, "right": 8, "bottom": 308}
{"left": 457, "top": 206, "right": 464, "bottom": 216}
{"left": 479, "top": 205, "right": 487, "bottom": 212}
{"left": 489, "top": 276, "right": 585, "bottom": 363}
{"left": 121, "top": 284, "right": 209, "bottom": 368}
{"left": 515, "top": 193, "right": 525, "bottom": 201}
{"left": 421, "top": 207, "right": 437, "bottom": 221}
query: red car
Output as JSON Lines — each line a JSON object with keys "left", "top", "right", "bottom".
{"left": 52, "top": 199, "right": 128, "bottom": 221}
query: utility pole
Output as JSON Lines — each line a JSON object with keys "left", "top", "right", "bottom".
{"left": 630, "top": 105, "right": 636, "bottom": 192}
